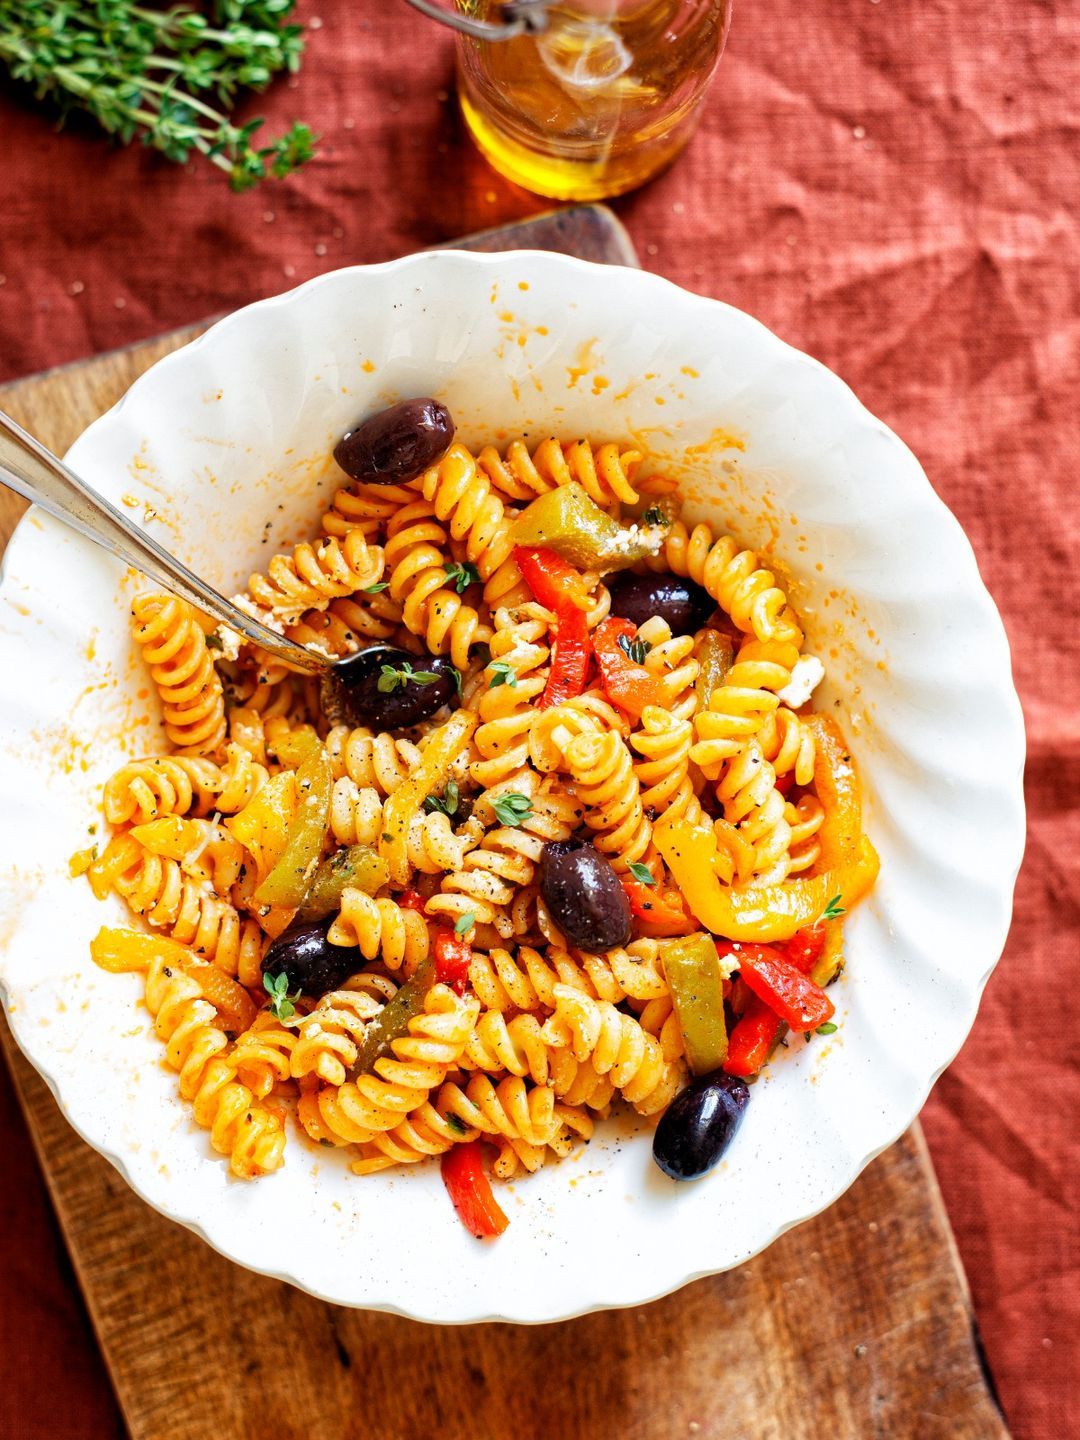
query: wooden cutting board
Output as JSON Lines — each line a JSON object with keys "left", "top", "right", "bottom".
{"left": 0, "top": 207, "right": 1008, "bottom": 1440}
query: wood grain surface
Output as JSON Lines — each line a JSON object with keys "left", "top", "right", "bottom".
{"left": 0, "top": 207, "right": 1007, "bottom": 1440}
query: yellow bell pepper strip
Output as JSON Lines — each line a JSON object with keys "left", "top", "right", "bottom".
{"left": 655, "top": 818, "right": 880, "bottom": 943}
{"left": 225, "top": 769, "right": 297, "bottom": 884}
{"left": 90, "top": 927, "right": 256, "bottom": 1035}
{"left": 254, "top": 744, "right": 332, "bottom": 907}
{"left": 349, "top": 955, "right": 435, "bottom": 1077}
{"left": 509, "top": 483, "right": 668, "bottom": 572}
{"left": 270, "top": 726, "right": 322, "bottom": 768}
{"left": 804, "top": 714, "right": 862, "bottom": 869}
{"left": 296, "top": 844, "right": 389, "bottom": 923}
{"left": 379, "top": 710, "right": 478, "bottom": 886}
{"left": 811, "top": 919, "right": 845, "bottom": 988}
{"left": 660, "top": 932, "right": 729, "bottom": 1074}
{"left": 693, "top": 629, "right": 735, "bottom": 710}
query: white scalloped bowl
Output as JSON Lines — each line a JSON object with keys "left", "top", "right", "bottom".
{"left": 0, "top": 253, "right": 1024, "bottom": 1323}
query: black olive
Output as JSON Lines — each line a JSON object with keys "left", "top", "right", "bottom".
{"left": 652, "top": 1072, "right": 750, "bottom": 1181}
{"left": 608, "top": 572, "right": 716, "bottom": 634}
{"left": 334, "top": 398, "right": 454, "bottom": 485}
{"left": 262, "top": 916, "right": 357, "bottom": 999}
{"left": 320, "top": 645, "right": 459, "bottom": 731}
{"left": 539, "top": 839, "right": 632, "bottom": 952}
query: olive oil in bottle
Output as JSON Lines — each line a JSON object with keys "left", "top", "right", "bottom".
{"left": 456, "top": 0, "right": 732, "bottom": 201}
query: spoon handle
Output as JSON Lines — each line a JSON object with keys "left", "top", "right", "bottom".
{"left": 0, "top": 409, "right": 326, "bottom": 675}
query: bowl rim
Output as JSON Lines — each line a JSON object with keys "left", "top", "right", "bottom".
{"left": 0, "top": 249, "right": 1027, "bottom": 1323}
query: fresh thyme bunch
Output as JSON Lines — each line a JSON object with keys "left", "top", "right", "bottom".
{"left": 0, "top": 0, "right": 317, "bottom": 189}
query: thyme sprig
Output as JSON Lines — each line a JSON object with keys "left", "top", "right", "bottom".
{"left": 0, "top": 0, "right": 316, "bottom": 189}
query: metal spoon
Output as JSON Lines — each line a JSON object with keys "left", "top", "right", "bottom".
{"left": 0, "top": 408, "right": 335, "bottom": 676}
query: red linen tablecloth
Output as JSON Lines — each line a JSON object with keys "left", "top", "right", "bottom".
{"left": 0, "top": 2, "right": 1077, "bottom": 1436}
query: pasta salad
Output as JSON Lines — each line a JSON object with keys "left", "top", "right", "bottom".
{"left": 73, "top": 397, "right": 878, "bottom": 1237}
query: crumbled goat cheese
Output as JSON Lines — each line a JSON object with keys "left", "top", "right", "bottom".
{"left": 776, "top": 654, "right": 826, "bottom": 709}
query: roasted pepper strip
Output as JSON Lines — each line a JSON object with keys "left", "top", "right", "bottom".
{"left": 254, "top": 745, "right": 332, "bottom": 907}
{"left": 349, "top": 956, "right": 435, "bottom": 1077}
{"left": 655, "top": 819, "right": 880, "bottom": 942}
{"left": 225, "top": 769, "right": 297, "bottom": 883}
{"left": 379, "top": 710, "right": 478, "bottom": 886}
{"left": 660, "top": 932, "right": 729, "bottom": 1074}
{"left": 805, "top": 714, "right": 862, "bottom": 869}
{"left": 441, "top": 1141, "right": 509, "bottom": 1238}
{"left": 270, "top": 726, "right": 322, "bottom": 768}
{"left": 89, "top": 928, "right": 256, "bottom": 1034}
{"left": 509, "top": 483, "right": 667, "bottom": 572}
{"left": 433, "top": 927, "right": 472, "bottom": 995}
{"left": 621, "top": 877, "right": 695, "bottom": 937}
{"left": 514, "top": 546, "right": 591, "bottom": 708}
{"left": 725, "top": 941, "right": 835, "bottom": 1033}
{"left": 296, "top": 845, "right": 389, "bottom": 922}
{"left": 693, "top": 629, "right": 734, "bottom": 710}
{"left": 724, "top": 997, "right": 782, "bottom": 1077}
{"left": 592, "top": 617, "right": 664, "bottom": 719}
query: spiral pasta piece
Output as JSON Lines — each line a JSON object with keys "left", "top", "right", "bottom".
{"left": 786, "top": 792, "right": 825, "bottom": 875}
{"left": 286, "top": 589, "right": 402, "bottom": 656}
{"left": 131, "top": 593, "right": 226, "bottom": 755}
{"left": 326, "top": 891, "right": 431, "bottom": 974}
{"left": 426, "top": 776, "right": 581, "bottom": 937}
{"left": 325, "top": 727, "right": 422, "bottom": 792}
{"left": 477, "top": 436, "right": 641, "bottom": 509}
{"left": 143, "top": 954, "right": 285, "bottom": 1176}
{"left": 87, "top": 834, "right": 264, "bottom": 985}
{"left": 296, "top": 984, "right": 479, "bottom": 1146}
{"left": 541, "top": 984, "right": 685, "bottom": 1115}
{"left": 630, "top": 705, "right": 699, "bottom": 823}
{"left": 383, "top": 498, "right": 490, "bottom": 670}
{"left": 646, "top": 522, "right": 803, "bottom": 646}
{"left": 322, "top": 480, "right": 420, "bottom": 540}
{"left": 328, "top": 777, "right": 481, "bottom": 873}
{"left": 247, "top": 528, "right": 384, "bottom": 622}
{"left": 561, "top": 729, "right": 651, "bottom": 872}
{"left": 760, "top": 706, "right": 817, "bottom": 787}
{"left": 470, "top": 606, "right": 550, "bottom": 788}
{"left": 103, "top": 755, "right": 221, "bottom": 826}
{"left": 690, "top": 639, "right": 801, "bottom": 780}
{"left": 231, "top": 1011, "right": 300, "bottom": 1099}
{"left": 420, "top": 443, "right": 522, "bottom": 609}
{"left": 637, "top": 618, "right": 700, "bottom": 720}
{"left": 714, "top": 738, "right": 792, "bottom": 883}
{"left": 290, "top": 977, "right": 397, "bottom": 1085}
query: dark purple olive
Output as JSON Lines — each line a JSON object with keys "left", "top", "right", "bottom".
{"left": 333, "top": 398, "right": 454, "bottom": 485}
{"left": 653, "top": 1071, "right": 750, "bottom": 1181}
{"left": 608, "top": 571, "right": 716, "bottom": 635}
{"left": 262, "top": 916, "right": 357, "bottom": 998}
{"left": 319, "top": 645, "right": 459, "bottom": 731}
{"left": 539, "top": 839, "right": 632, "bottom": 951}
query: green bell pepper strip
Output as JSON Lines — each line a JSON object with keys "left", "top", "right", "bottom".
{"left": 253, "top": 745, "right": 332, "bottom": 907}
{"left": 660, "top": 932, "right": 728, "bottom": 1074}
{"left": 348, "top": 956, "right": 435, "bottom": 1078}
{"left": 509, "top": 483, "right": 669, "bottom": 572}
{"left": 694, "top": 629, "right": 735, "bottom": 710}
{"left": 296, "top": 845, "right": 389, "bottom": 922}
{"left": 379, "top": 710, "right": 478, "bottom": 886}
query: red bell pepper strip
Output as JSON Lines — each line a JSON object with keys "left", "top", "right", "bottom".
{"left": 433, "top": 927, "right": 472, "bottom": 995}
{"left": 784, "top": 922, "right": 826, "bottom": 974}
{"left": 724, "top": 997, "right": 782, "bottom": 1077}
{"left": 723, "top": 941, "right": 835, "bottom": 1033}
{"left": 723, "top": 922, "right": 832, "bottom": 1075}
{"left": 398, "top": 888, "right": 426, "bottom": 914}
{"left": 514, "top": 547, "right": 590, "bottom": 709}
{"left": 621, "top": 878, "right": 695, "bottom": 936}
{"left": 592, "top": 617, "right": 664, "bottom": 719}
{"left": 440, "top": 1142, "right": 509, "bottom": 1238}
